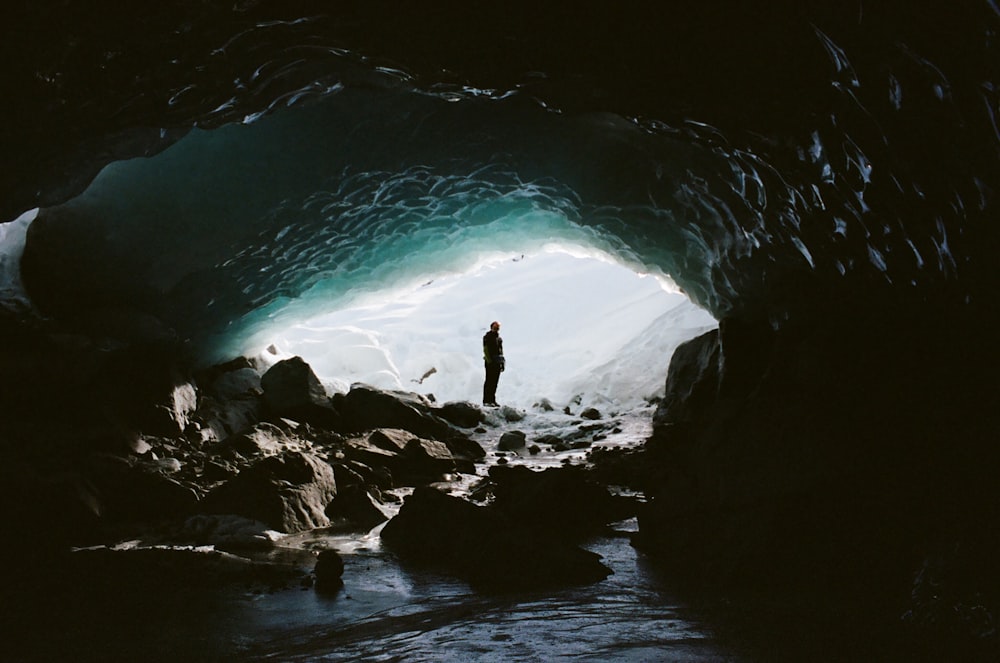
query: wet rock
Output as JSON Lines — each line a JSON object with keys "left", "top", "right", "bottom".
{"left": 381, "top": 486, "right": 612, "bottom": 590}
{"left": 314, "top": 549, "right": 345, "bottom": 593}
{"left": 260, "top": 356, "right": 341, "bottom": 429}
{"left": 201, "top": 450, "right": 337, "bottom": 533}
{"left": 580, "top": 407, "right": 602, "bottom": 420}
{"left": 497, "top": 431, "right": 527, "bottom": 452}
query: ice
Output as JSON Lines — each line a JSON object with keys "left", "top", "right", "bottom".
{"left": 0, "top": 209, "right": 37, "bottom": 311}
{"left": 261, "top": 245, "right": 717, "bottom": 411}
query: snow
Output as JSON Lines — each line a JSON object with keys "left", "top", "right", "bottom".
{"left": 258, "top": 245, "right": 718, "bottom": 412}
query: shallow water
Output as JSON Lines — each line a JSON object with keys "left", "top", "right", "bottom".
{"left": 233, "top": 409, "right": 742, "bottom": 661}
{"left": 220, "top": 524, "right": 743, "bottom": 662}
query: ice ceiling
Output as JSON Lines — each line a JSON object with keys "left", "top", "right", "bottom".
{"left": 3, "top": 2, "right": 997, "bottom": 366}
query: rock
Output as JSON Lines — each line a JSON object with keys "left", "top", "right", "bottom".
{"left": 198, "top": 359, "right": 261, "bottom": 401}
{"left": 260, "top": 357, "right": 341, "bottom": 429}
{"left": 172, "top": 514, "right": 281, "bottom": 550}
{"left": 368, "top": 428, "right": 414, "bottom": 454}
{"left": 380, "top": 486, "right": 612, "bottom": 590}
{"left": 652, "top": 329, "right": 722, "bottom": 430}
{"left": 64, "top": 545, "right": 303, "bottom": 592}
{"left": 201, "top": 459, "right": 238, "bottom": 482}
{"left": 324, "top": 484, "right": 390, "bottom": 531}
{"left": 499, "top": 406, "right": 525, "bottom": 422}
{"left": 340, "top": 459, "right": 393, "bottom": 491}
{"left": 487, "top": 464, "right": 638, "bottom": 541}
{"left": 95, "top": 340, "right": 199, "bottom": 437}
{"left": 192, "top": 361, "right": 263, "bottom": 441}
{"left": 221, "top": 422, "right": 304, "bottom": 458}
{"left": 0, "top": 464, "right": 103, "bottom": 551}
{"left": 497, "top": 431, "right": 527, "bottom": 452}
{"left": 441, "top": 435, "right": 487, "bottom": 463}
{"left": 87, "top": 455, "right": 200, "bottom": 522}
{"left": 343, "top": 428, "right": 476, "bottom": 486}
{"left": 332, "top": 384, "right": 459, "bottom": 442}
{"left": 437, "top": 401, "right": 484, "bottom": 428}
{"left": 193, "top": 394, "right": 261, "bottom": 443}
{"left": 202, "top": 450, "right": 337, "bottom": 533}
{"left": 314, "top": 549, "right": 345, "bottom": 593}
{"left": 580, "top": 407, "right": 602, "bottom": 420}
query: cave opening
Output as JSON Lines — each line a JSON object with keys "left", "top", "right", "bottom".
{"left": 255, "top": 244, "right": 717, "bottom": 411}
{"left": 2, "top": 2, "right": 999, "bottom": 660}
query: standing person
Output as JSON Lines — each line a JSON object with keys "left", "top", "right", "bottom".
{"left": 482, "top": 321, "right": 504, "bottom": 407}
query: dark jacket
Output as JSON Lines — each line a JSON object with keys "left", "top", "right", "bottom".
{"left": 483, "top": 330, "right": 504, "bottom": 365}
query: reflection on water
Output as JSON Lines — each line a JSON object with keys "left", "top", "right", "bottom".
{"left": 241, "top": 529, "right": 743, "bottom": 662}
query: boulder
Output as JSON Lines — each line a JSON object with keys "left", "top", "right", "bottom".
{"left": 197, "top": 358, "right": 261, "bottom": 401}
{"left": 202, "top": 450, "right": 337, "bottom": 533}
{"left": 260, "top": 357, "right": 341, "bottom": 429}
{"left": 487, "top": 464, "right": 638, "bottom": 541}
{"left": 343, "top": 429, "right": 476, "bottom": 486}
{"left": 314, "top": 549, "right": 345, "bottom": 593}
{"left": 332, "top": 384, "right": 458, "bottom": 441}
{"left": 436, "top": 401, "right": 484, "bottom": 428}
{"left": 86, "top": 454, "right": 200, "bottom": 523}
{"left": 220, "top": 422, "right": 305, "bottom": 458}
{"left": 443, "top": 435, "right": 487, "bottom": 463}
{"left": 171, "top": 514, "right": 281, "bottom": 550}
{"left": 497, "top": 431, "right": 527, "bottom": 452}
{"left": 192, "top": 361, "right": 263, "bottom": 441}
{"left": 324, "top": 484, "right": 390, "bottom": 531}
{"left": 193, "top": 394, "right": 261, "bottom": 443}
{"left": 0, "top": 464, "right": 103, "bottom": 551}
{"left": 94, "top": 340, "right": 199, "bottom": 437}
{"left": 380, "top": 486, "right": 612, "bottom": 590}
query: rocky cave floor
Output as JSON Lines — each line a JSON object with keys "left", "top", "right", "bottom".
{"left": 1, "top": 311, "right": 999, "bottom": 661}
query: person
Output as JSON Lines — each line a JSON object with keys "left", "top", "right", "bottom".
{"left": 482, "top": 320, "right": 504, "bottom": 407}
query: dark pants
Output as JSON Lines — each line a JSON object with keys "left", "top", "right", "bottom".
{"left": 483, "top": 362, "right": 501, "bottom": 404}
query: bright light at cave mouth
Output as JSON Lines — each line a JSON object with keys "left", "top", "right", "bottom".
{"left": 256, "top": 244, "right": 718, "bottom": 411}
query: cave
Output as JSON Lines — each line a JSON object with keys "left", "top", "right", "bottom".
{"left": 1, "top": 2, "right": 998, "bottom": 660}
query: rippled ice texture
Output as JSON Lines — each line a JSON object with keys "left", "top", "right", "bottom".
{"left": 260, "top": 246, "right": 718, "bottom": 411}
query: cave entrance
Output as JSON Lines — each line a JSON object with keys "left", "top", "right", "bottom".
{"left": 257, "top": 244, "right": 717, "bottom": 412}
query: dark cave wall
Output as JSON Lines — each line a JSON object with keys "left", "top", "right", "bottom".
{"left": 637, "top": 301, "right": 1000, "bottom": 591}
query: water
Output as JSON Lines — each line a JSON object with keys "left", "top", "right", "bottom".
{"left": 241, "top": 527, "right": 741, "bottom": 662}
